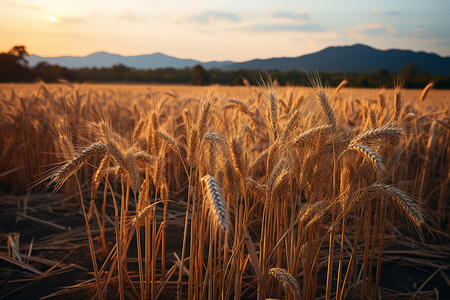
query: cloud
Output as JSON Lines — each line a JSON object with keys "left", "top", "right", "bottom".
{"left": 184, "top": 11, "right": 241, "bottom": 25}
{"left": 3, "top": 1, "right": 40, "bottom": 10}
{"left": 404, "top": 27, "right": 425, "bottom": 37}
{"left": 371, "top": 9, "right": 400, "bottom": 16}
{"left": 242, "top": 23, "right": 324, "bottom": 33}
{"left": 59, "top": 15, "right": 92, "bottom": 24}
{"left": 270, "top": 11, "right": 311, "bottom": 21}
{"left": 118, "top": 11, "right": 145, "bottom": 22}
{"left": 349, "top": 22, "right": 396, "bottom": 36}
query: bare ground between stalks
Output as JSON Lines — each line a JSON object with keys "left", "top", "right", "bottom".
{"left": 0, "top": 192, "right": 449, "bottom": 299}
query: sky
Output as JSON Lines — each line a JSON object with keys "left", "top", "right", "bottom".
{"left": 0, "top": 0, "right": 449, "bottom": 62}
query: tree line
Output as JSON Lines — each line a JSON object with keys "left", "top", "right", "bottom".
{"left": 1, "top": 45, "right": 449, "bottom": 88}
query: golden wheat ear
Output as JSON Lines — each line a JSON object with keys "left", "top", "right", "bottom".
{"left": 334, "top": 79, "right": 348, "bottom": 97}
{"left": 347, "top": 144, "right": 386, "bottom": 173}
{"left": 50, "top": 141, "right": 109, "bottom": 191}
{"left": 351, "top": 125, "right": 404, "bottom": 145}
{"left": 187, "top": 127, "right": 199, "bottom": 167}
{"left": 268, "top": 267, "right": 301, "bottom": 300}
{"left": 420, "top": 81, "right": 435, "bottom": 102}
{"left": 370, "top": 183, "right": 424, "bottom": 227}
{"left": 201, "top": 175, "right": 229, "bottom": 230}
{"left": 316, "top": 89, "right": 336, "bottom": 128}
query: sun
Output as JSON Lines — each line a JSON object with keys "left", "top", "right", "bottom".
{"left": 49, "top": 15, "right": 56, "bottom": 22}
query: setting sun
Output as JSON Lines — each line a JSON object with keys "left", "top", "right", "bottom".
{"left": 49, "top": 15, "right": 56, "bottom": 22}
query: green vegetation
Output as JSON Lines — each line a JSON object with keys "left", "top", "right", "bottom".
{"left": 1, "top": 46, "right": 450, "bottom": 88}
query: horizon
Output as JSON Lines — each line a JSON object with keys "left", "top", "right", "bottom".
{"left": 26, "top": 43, "right": 450, "bottom": 63}
{"left": 1, "top": 0, "right": 449, "bottom": 62}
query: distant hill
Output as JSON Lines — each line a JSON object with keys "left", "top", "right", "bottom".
{"left": 27, "top": 51, "right": 233, "bottom": 70}
{"left": 221, "top": 44, "right": 450, "bottom": 74}
{"left": 28, "top": 44, "right": 450, "bottom": 74}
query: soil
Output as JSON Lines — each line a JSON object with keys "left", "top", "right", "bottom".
{"left": 0, "top": 192, "right": 449, "bottom": 299}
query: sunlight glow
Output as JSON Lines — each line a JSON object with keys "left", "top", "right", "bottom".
{"left": 0, "top": 0, "right": 447, "bottom": 59}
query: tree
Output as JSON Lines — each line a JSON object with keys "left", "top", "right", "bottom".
{"left": 400, "top": 63, "right": 419, "bottom": 80}
{"left": 0, "top": 45, "right": 32, "bottom": 82}
{"left": 33, "top": 62, "right": 74, "bottom": 82}
{"left": 8, "top": 45, "right": 28, "bottom": 64}
{"left": 190, "top": 65, "right": 210, "bottom": 85}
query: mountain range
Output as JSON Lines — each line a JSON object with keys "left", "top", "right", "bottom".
{"left": 28, "top": 44, "right": 450, "bottom": 74}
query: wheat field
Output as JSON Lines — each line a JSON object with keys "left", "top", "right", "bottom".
{"left": 0, "top": 80, "right": 449, "bottom": 299}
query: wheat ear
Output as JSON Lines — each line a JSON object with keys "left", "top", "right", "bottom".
{"left": 334, "top": 79, "right": 348, "bottom": 96}
{"left": 157, "top": 129, "right": 181, "bottom": 156}
{"left": 91, "top": 156, "right": 109, "bottom": 200}
{"left": 427, "top": 121, "right": 438, "bottom": 150}
{"left": 348, "top": 144, "right": 386, "bottom": 172}
{"left": 134, "top": 151, "right": 156, "bottom": 170}
{"left": 197, "top": 96, "right": 216, "bottom": 141}
{"left": 367, "top": 108, "right": 377, "bottom": 128}
{"left": 377, "top": 92, "right": 385, "bottom": 110}
{"left": 279, "top": 109, "right": 301, "bottom": 142}
{"left": 317, "top": 90, "right": 336, "bottom": 128}
{"left": 125, "top": 150, "right": 141, "bottom": 194}
{"left": 245, "top": 177, "right": 266, "bottom": 196}
{"left": 201, "top": 175, "right": 229, "bottom": 230}
{"left": 393, "top": 88, "right": 402, "bottom": 121}
{"left": 187, "top": 127, "right": 199, "bottom": 167}
{"left": 420, "top": 81, "right": 434, "bottom": 102}
{"left": 339, "top": 162, "right": 352, "bottom": 210}
{"left": 51, "top": 141, "right": 109, "bottom": 190}
{"left": 204, "top": 129, "right": 227, "bottom": 148}
{"left": 270, "top": 170, "right": 290, "bottom": 202}
{"left": 223, "top": 99, "right": 252, "bottom": 116}
{"left": 268, "top": 91, "right": 278, "bottom": 140}
{"left": 268, "top": 267, "right": 301, "bottom": 300}
{"left": 370, "top": 183, "right": 424, "bottom": 227}
{"left": 293, "top": 125, "right": 333, "bottom": 145}
{"left": 230, "top": 137, "right": 244, "bottom": 178}
{"left": 351, "top": 126, "right": 404, "bottom": 145}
